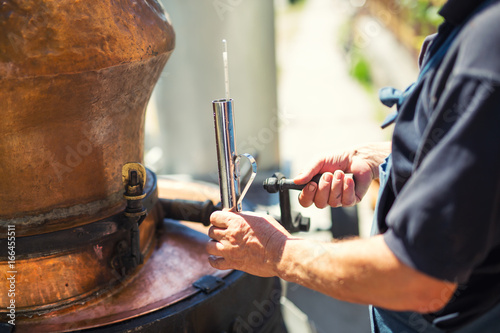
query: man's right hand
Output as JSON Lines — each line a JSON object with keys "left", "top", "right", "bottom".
{"left": 294, "top": 142, "right": 391, "bottom": 209}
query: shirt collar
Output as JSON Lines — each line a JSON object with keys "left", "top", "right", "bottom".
{"left": 439, "top": 0, "right": 491, "bottom": 26}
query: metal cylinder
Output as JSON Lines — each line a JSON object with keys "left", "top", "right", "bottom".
{"left": 212, "top": 99, "right": 240, "bottom": 210}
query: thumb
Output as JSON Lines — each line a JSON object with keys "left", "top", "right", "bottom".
{"left": 293, "top": 160, "right": 326, "bottom": 185}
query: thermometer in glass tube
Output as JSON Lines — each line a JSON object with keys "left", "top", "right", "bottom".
{"left": 223, "top": 39, "right": 230, "bottom": 100}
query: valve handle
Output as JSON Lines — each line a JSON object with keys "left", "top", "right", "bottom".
{"left": 263, "top": 173, "right": 322, "bottom": 193}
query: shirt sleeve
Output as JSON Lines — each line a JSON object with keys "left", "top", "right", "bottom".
{"left": 384, "top": 75, "right": 500, "bottom": 284}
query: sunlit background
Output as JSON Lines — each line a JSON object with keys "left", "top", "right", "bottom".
{"left": 144, "top": 0, "right": 442, "bottom": 331}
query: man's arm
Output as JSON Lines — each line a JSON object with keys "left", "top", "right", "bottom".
{"left": 207, "top": 141, "right": 455, "bottom": 313}
{"left": 207, "top": 212, "right": 457, "bottom": 313}
{"left": 277, "top": 235, "right": 457, "bottom": 313}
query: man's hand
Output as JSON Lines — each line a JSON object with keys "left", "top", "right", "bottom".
{"left": 294, "top": 142, "right": 391, "bottom": 208}
{"left": 206, "top": 211, "right": 292, "bottom": 277}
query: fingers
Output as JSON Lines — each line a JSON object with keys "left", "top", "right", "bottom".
{"left": 207, "top": 239, "right": 232, "bottom": 270}
{"left": 208, "top": 255, "right": 231, "bottom": 270}
{"left": 293, "top": 153, "right": 350, "bottom": 185}
{"left": 294, "top": 160, "right": 325, "bottom": 185}
{"left": 328, "top": 172, "right": 357, "bottom": 207}
{"left": 328, "top": 171, "right": 344, "bottom": 208}
{"left": 298, "top": 171, "right": 358, "bottom": 208}
{"left": 314, "top": 173, "right": 334, "bottom": 209}
{"left": 342, "top": 175, "right": 356, "bottom": 206}
{"left": 207, "top": 226, "right": 225, "bottom": 241}
{"left": 207, "top": 231, "right": 232, "bottom": 270}
{"left": 299, "top": 172, "right": 338, "bottom": 208}
{"left": 210, "top": 210, "right": 231, "bottom": 228}
{"left": 206, "top": 239, "right": 224, "bottom": 256}
{"left": 207, "top": 212, "right": 286, "bottom": 276}
{"left": 298, "top": 181, "right": 317, "bottom": 207}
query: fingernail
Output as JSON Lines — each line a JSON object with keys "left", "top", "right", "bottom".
{"left": 323, "top": 173, "right": 333, "bottom": 182}
{"left": 308, "top": 183, "right": 316, "bottom": 191}
{"left": 335, "top": 171, "right": 343, "bottom": 180}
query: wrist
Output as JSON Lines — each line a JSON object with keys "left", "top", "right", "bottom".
{"left": 351, "top": 142, "right": 391, "bottom": 179}
{"left": 273, "top": 237, "right": 302, "bottom": 281}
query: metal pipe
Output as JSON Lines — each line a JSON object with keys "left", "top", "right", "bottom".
{"left": 213, "top": 98, "right": 240, "bottom": 210}
{"left": 212, "top": 99, "right": 258, "bottom": 211}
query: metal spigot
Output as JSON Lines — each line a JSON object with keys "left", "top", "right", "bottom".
{"left": 122, "top": 163, "right": 147, "bottom": 221}
{"left": 112, "top": 163, "right": 148, "bottom": 276}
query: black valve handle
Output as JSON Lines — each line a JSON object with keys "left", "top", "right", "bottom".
{"left": 263, "top": 174, "right": 322, "bottom": 193}
{"left": 262, "top": 172, "right": 320, "bottom": 233}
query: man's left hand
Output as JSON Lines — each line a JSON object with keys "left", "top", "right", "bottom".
{"left": 207, "top": 211, "right": 291, "bottom": 277}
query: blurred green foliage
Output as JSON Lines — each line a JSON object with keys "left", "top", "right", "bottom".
{"left": 350, "top": 52, "right": 373, "bottom": 89}
{"left": 366, "top": 0, "right": 445, "bottom": 55}
{"left": 288, "top": 0, "right": 306, "bottom": 6}
{"left": 400, "top": 0, "right": 444, "bottom": 36}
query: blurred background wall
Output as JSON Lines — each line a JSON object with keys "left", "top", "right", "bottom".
{"left": 144, "top": 0, "right": 279, "bottom": 180}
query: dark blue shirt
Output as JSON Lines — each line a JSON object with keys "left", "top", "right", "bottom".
{"left": 377, "top": 0, "right": 500, "bottom": 329}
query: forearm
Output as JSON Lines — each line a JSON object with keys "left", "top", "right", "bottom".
{"left": 274, "top": 235, "right": 456, "bottom": 313}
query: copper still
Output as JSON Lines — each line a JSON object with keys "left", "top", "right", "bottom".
{"left": 0, "top": 1, "right": 285, "bottom": 332}
{"left": 0, "top": 0, "right": 174, "bottom": 234}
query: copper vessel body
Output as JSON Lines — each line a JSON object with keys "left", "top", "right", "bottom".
{"left": 0, "top": 171, "right": 161, "bottom": 313}
{"left": 0, "top": 0, "right": 175, "bottom": 235}
{"left": 0, "top": 0, "right": 176, "bottom": 317}
{"left": 8, "top": 179, "right": 229, "bottom": 332}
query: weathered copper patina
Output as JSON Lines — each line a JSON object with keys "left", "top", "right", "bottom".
{"left": 11, "top": 178, "right": 229, "bottom": 332}
{"left": 0, "top": 0, "right": 176, "bottom": 319}
{"left": 0, "top": 0, "right": 175, "bottom": 236}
